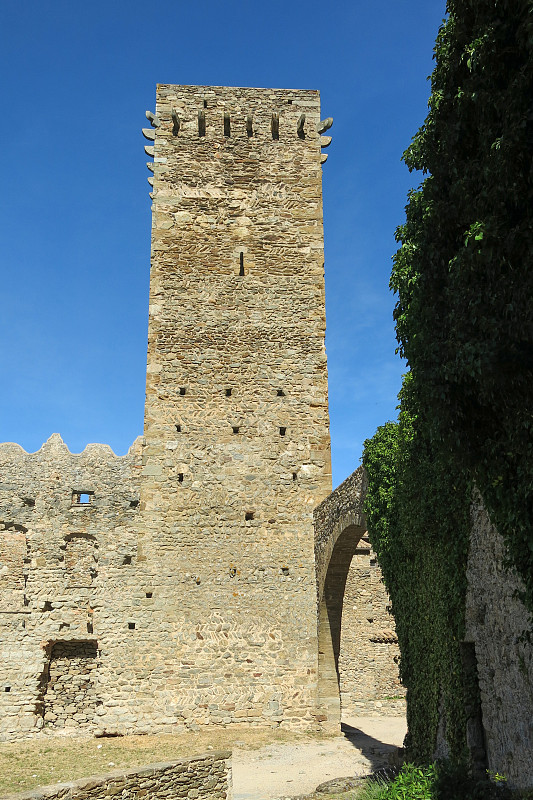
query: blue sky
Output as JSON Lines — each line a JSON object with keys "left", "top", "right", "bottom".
{"left": 0, "top": 0, "right": 445, "bottom": 488}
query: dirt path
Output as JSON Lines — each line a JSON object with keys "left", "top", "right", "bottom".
{"left": 233, "top": 716, "right": 407, "bottom": 800}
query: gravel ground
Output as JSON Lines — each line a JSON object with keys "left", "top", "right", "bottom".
{"left": 233, "top": 716, "right": 407, "bottom": 800}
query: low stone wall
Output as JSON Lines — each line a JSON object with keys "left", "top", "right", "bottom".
{"left": 0, "top": 751, "right": 232, "bottom": 800}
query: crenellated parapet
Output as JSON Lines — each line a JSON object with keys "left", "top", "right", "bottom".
{"left": 142, "top": 85, "right": 333, "bottom": 198}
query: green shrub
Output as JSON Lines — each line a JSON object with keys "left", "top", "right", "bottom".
{"left": 364, "top": 763, "right": 515, "bottom": 800}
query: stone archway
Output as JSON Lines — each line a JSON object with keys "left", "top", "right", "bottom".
{"left": 314, "top": 467, "right": 404, "bottom": 730}
{"left": 314, "top": 468, "right": 367, "bottom": 729}
{"left": 317, "top": 521, "right": 366, "bottom": 728}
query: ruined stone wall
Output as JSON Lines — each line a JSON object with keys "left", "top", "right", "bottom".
{"left": 463, "top": 493, "right": 533, "bottom": 787}
{"left": 0, "top": 751, "right": 232, "bottom": 800}
{"left": 136, "top": 84, "right": 332, "bottom": 728}
{"left": 0, "top": 434, "right": 142, "bottom": 740}
{"left": 339, "top": 541, "right": 405, "bottom": 716}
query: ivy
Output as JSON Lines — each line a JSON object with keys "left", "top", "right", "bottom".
{"left": 363, "top": 0, "right": 533, "bottom": 762}
{"left": 363, "top": 378, "right": 472, "bottom": 763}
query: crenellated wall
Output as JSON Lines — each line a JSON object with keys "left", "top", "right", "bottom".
{"left": 0, "top": 434, "right": 142, "bottom": 740}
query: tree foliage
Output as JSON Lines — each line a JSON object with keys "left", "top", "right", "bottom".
{"left": 363, "top": 0, "right": 533, "bottom": 761}
{"left": 392, "top": 0, "right": 533, "bottom": 607}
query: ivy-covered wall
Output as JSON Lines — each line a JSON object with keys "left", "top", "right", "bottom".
{"left": 362, "top": 0, "right": 533, "bottom": 769}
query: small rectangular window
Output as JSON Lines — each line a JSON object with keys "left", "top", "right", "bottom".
{"left": 72, "top": 491, "right": 92, "bottom": 505}
{"left": 279, "top": 427, "right": 287, "bottom": 437}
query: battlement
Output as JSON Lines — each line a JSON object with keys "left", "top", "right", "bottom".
{"left": 142, "top": 85, "right": 332, "bottom": 200}
{"left": 150, "top": 84, "right": 330, "bottom": 139}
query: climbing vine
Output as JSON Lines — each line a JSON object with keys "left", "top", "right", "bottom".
{"left": 363, "top": 377, "right": 472, "bottom": 763}
{"left": 363, "top": 0, "right": 533, "bottom": 762}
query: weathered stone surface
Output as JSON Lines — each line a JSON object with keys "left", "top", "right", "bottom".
{"left": 462, "top": 492, "right": 533, "bottom": 787}
{"left": 0, "top": 751, "right": 231, "bottom": 800}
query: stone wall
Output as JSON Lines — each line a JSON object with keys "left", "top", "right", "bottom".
{"left": 339, "top": 541, "right": 404, "bottom": 716}
{"left": 0, "top": 434, "right": 142, "bottom": 740}
{"left": 463, "top": 493, "right": 533, "bottom": 787}
{"left": 0, "top": 751, "right": 231, "bottom": 800}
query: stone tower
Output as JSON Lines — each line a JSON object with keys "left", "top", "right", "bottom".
{"left": 139, "top": 84, "right": 332, "bottom": 726}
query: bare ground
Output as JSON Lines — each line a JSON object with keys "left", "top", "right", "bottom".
{"left": 0, "top": 716, "right": 406, "bottom": 799}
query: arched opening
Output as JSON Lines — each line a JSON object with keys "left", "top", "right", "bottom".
{"left": 317, "top": 523, "right": 365, "bottom": 729}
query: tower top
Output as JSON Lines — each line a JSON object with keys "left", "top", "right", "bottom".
{"left": 143, "top": 84, "right": 332, "bottom": 151}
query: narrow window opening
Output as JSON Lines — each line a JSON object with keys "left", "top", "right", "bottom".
{"left": 281, "top": 567, "right": 289, "bottom": 576}
{"left": 5, "top": 686, "right": 11, "bottom": 693}
{"left": 246, "top": 113, "right": 253, "bottom": 137}
{"left": 287, "top": 99, "right": 293, "bottom": 105}
{"left": 87, "top": 620, "right": 93, "bottom": 634}
{"left": 146, "top": 591, "right": 153, "bottom": 598}
{"left": 176, "top": 424, "right": 182, "bottom": 432}
{"left": 203, "top": 99, "right": 208, "bottom": 108}
{"left": 245, "top": 512, "right": 254, "bottom": 521}
{"left": 271, "top": 112, "right": 279, "bottom": 140}
{"left": 232, "top": 426, "right": 240, "bottom": 434}
{"left": 122, "top": 555, "right": 132, "bottom": 565}
{"left": 198, "top": 109, "right": 206, "bottom": 137}
{"left": 277, "top": 389, "right": 285, "bottom": 397}
{"left": 239, "top": 252, "right": 245, "bottom": 276}
{"left": 171, "top": 108, "right": 180, "bottom": 136}
{"left": 292, "top": 472, "right": 297, "bottom": 481}
{"left": 128, "top": 622, "right": 135, "bottom": 630}
{"left": 178, "top": 473, "right": 184, "bottom": 483}
{"left": 279, "top": 427, "right": 287, "bottom": 437}
{"left": 179, "top": 387, "right": 186, "bottom": 396}
{"left": 224, "top": 112, "right": 230, "bottom": 137}
{"left": 225, "top": 388, "right": 232, "bottom": 397}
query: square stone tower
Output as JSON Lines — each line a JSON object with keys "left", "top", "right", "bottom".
{"left": 139, "top": 84, "right": 331, "bottom": 727}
